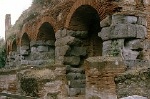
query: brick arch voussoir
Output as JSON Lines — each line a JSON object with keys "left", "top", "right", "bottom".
{"left": 35, "top": 16, "right": 57, "bottom": 41}
{"left": 65, "top": 0, "right": 103, "bottom": 29}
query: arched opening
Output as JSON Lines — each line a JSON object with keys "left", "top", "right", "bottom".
{"left": 20, "top": 33, "right": 30, "bottom": 64}
{"left": 66, "top": 5, "right": 103, "bottom": 96}
{"left": 21, "top": 33, "right": 30, "bottom": 47}
{"left": 68, "top": 5, "right": 103, "bottom": 57}
{"left": 31, "top": 22, "right": 55, "bottom": 65}
{"left": 37, "top": 22, "right": 55, "bottom": 41}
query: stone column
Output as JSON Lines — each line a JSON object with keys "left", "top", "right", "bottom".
{"left": 99, "top": 14, "right": 147, "bottom": 60}
{"left": 20, "top": 45, "right": 30, "bottom": 65}
{"left": 55, "top": 29, "right": 88, "bottom": 97}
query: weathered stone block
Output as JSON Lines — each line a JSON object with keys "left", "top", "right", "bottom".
{"left": 122, "top": 48, "right": 139, "bottom": 60}
{"left": 37, "top": 45, "right": 48, "bottom": 52}
{"left": 55, "top": 36, "right": 82, "bottom": 46}
{"left": 64, "top": 56, "right": 80, "bottom": 65}
{"left": 98, "top": 27, "right": 111, "bottom": 40}
{"left": 31, "top": 47, "right": 37, "bottom": 52}
{"left": 55, "top": 30, "right": 62, "bottom": 39}
{"left": 103, "top": 39, "right": 124, "bottom": 56}
{"left": 137, "top": 17, "right": 147, "bottom": 26}
{"left": 112, "top": 24, "right": 136, "bottom": 39}
{"left": 136, "top": 25, "right": 147, "bottom": 38}
{"left": 20, "top": 46, "right": 30, "bottom": 50}
{"left": 66, "top": 66, "right": 85, "bottom": 74}
{"left": 125, "top": 39, "right": 144, "bottom": 50}
{"left": 30, "top": 41, "right": 37, "bottom": 47}
{"left": 55, "top": 56, "right": 64, "bottom": 65}
{"left": 67, "top": 73, "right": 85, "bottom": 80}
{"left": 20, "top": 50, "right": 29, "bottom": 56}
{"left": 99, "top": 24, "right": 137, "bottom": 40}
{"left": 67, "top": 30, "right": 88, "bottom": 38}
{"left": 69, "top": 80, "right": 85, "bottom": 88}
{"left": 100, "top": 15, "right": 112, "bottom": 27}
{"left": 21, "top": 60, "right": 29, "bottom": 65}
{"left": 102, "top": 40, "right": 112, "bottom": 56}
{"left": 55, "top": 29, "right": 67, "bottom": 40}
{"left": 55, "top": 45, "right": 71, "bottom": 56}
{"left": 46, "top": 40, "right": 55, "bottom": 46}
{"left": 70, "top": 47, "right": 87, "bottom": 56}
{"left": 68, "top": 88, "right": 81, "bottom": 96}
{"left": 112, "top": 15, "right": 137, "bottom": 25}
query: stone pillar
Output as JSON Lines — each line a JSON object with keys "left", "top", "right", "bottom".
{"left": 55, "top": 29, "right": 88, "bottom": 97}
{"left": 99, "top": 14, "right": 147, "bottom": 60}
{"left": 20, "top": 45, "right": 30, "bottom": 65}
{"left": 85, "top": 56, "right": 125, "bottom": 99}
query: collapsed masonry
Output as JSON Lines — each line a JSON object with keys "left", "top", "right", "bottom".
{"left": 1, "top": 0, "right": 150, "bottom": 99}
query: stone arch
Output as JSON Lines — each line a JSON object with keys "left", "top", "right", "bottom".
{"left": 65, "top": 0, "right": 99, "bottom": 28}
{"left": 36, "top": 22, "right": 55, "bottom": 41}
{"left": 21, "top": 33, "right": 30, "bottom": 47}
{"left": 64, "top": 4, "right": 103, "bottom": 97}
{"left": 35, "top": 16, "right": 56, "bottom": 39}
{"left": 30, "top": 22, "right": 55, "bottom": 65}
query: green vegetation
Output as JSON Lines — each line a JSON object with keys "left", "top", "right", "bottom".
{"left": 0, "top": 37, "right": 6, "bottom": 68}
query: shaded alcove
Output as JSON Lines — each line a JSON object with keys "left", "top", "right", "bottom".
{"left": 35, "top": 22, "right": 55, "bottom": 64}
{"left": 21, "top": 33, "right": 30, "bottom": 47}
{"left": 37, "top": 22, "right": 55, "bottom": 41}
{"left": 12, "top": 40, "right": 17, "bottom": 52}
{"left": 68, "top": 5, "right": 103, "bottom": 57}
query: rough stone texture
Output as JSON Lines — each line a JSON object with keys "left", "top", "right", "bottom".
{"left": 125, "top": 39, "right": 144, "bottom": 50}
{"left": 115, "top": 68, "right": 150, "bottom": 99}
{"left": 55, "top": 36, "right": 82, "bottom": 46}
{"left": 20, "top": 50, "right": 29, "bottom": 56}
{"left": 55, "top": 45, "right": 71, "bottom": 56}
{"left": 69, "top": 47, "right": 87, "bottom": 56}
{"left": 103, "top": 39, "right": 124, "bottom": 56}
{"left": 100, "top": 15, "right": 112, "bottom": 27}
{"left": 64, "top": 56, "right": 80, "bottom": 66}
{"left": 4, "top": 0, "right": 150, "bottom": 98}
{"left": 99, "top": 24, "right": 146, "bottom": 40}
{"left": 112, "top": 15, "right": 138, "bottom": 25}
{"left": 0, "top": 74, "right": 17, "bottom": 94}
{"left": 37, "top": 45, "right": 49, "bottom": 52}
{"left": 120, "top": 95, "right": 148, "bottom": 99}
{"left": 67, "top": 30, "right": 88, "bottom": 38}
{"left": 122, "top": 47, "right": 139, "bottom": 60}
{"left": 136, "top": 25, "right": 147, "bottom": 39}
{"left": 85, "top": 56, "right": 126, "bottom": 99}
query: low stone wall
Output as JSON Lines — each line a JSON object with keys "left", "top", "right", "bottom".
{"left": 0, "top": 65, "right": 67, "bottom": 99}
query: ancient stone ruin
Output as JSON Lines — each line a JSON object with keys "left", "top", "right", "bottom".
{"left": 1, "top": 0, "right": 150, "bottom": 99}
